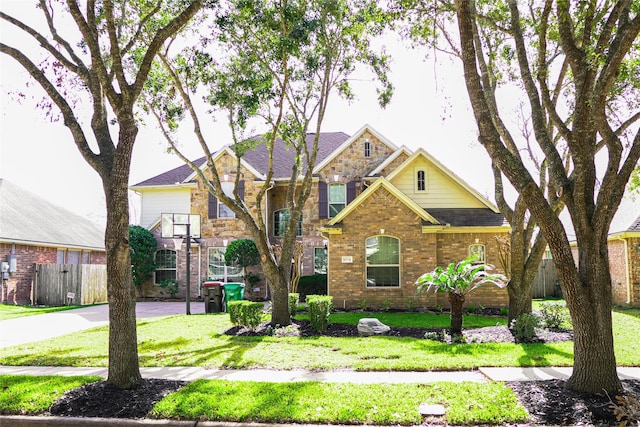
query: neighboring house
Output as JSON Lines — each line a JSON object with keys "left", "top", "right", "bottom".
{"left": 594, "top": 196, "right": 640, "bottom": 307}
{"left": 0, "top": 179, "right": 106, "bottom": 305}
{"left": 130, "top": 124, "right": 510, "bottom": 309}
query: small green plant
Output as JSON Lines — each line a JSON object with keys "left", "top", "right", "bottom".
{"left": 434, "top": 302, "right": 444, "bottom": 313}
{"left": 510, "top": 312, "right": 540, "bottom": 343}
{"left": 358, "top": 299, "right": 367, "bottom": 310}
{"left": 381, "top": 300, "right": 391, "bottom": 312}
{"left": 227, "top": 301, "right": 263, "bottom": 330}
{"left": 538, "top": 302, "right": 571, "bottom": 329}
{"left": 500, "top": 307, "right": 509, "bottom": 316}
{"left": 307, "top": 295, "right": 333, "bottom": 333}
{"left": 405, "top": 299, "right": 416, "bottom": 312}
{"left": 289, "top": 293, "right": 300, "bottom": 317}
{"left": 158, "top": 278, "right": 179, "bottom": 297}
{"left": 467, "top": 304, "right": 477, "bottom": 313}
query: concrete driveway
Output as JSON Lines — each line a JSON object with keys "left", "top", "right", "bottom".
{"left": 0, "top": 301, "right": 205, "bottom": 349}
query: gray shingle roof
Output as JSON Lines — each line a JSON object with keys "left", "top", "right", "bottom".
{"left": 0, "top": 179, "right": 105, "bottom": 250}
{"left": 132, "top": 132, "right": 350, "bottom": 187}
{"left": 426, "top": 208, "right": 508, "bottom": 227}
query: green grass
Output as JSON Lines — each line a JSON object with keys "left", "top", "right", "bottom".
{"left": 1, "top": 308, "right": 638, "bottom": 370}
{"left": 0, "top": 304, "right": 87, "bottom": 321}
{"left": 0, "top": 375, "right": 528, "bottom": 425}
{"left": 151, "top": 379, "right": 528, "bottom": 425}
{"left": 0, "top": 375, "right": 101, "bottom": 414}
{"left": 300, "top": 310, "right": 507, "bottom": 328}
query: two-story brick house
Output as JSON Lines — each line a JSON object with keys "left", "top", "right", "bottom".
{"left": 130, "top": 124, "right": 511, "bottom": 309}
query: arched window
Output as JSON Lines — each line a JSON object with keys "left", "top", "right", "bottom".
{"left": 155, "top": 249, "right": 177, "bottom": 285}
{"left": 328, "top": 183, "right": 346, "bottom": 217}
{"left": 365, "top": 236, "right": 400, "bottom": 287}
{"left": 273, "top": 209, "right": 303, "bottom": 237}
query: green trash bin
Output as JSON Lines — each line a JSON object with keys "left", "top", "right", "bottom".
{"left": 222, "top": 282, "right": 245, "bottom": 311}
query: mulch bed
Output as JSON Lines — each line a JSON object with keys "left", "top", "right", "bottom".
{"left": 45, "top": 321, "right": 639, "bottom": 425}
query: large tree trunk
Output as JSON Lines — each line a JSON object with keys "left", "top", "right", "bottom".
{"left": 563, "top": 245, "right": 622, "bottom": 394}
{"left": 269, "top": 275, "right": 291, "bottom": 326}
{"left": 103, "top": 123, "right": 141, "bottom": 389}
{"left": 448, "top": 292, "right": 465, "bottom": 337}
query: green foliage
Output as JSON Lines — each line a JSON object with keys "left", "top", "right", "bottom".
{"left": 224, "top": 239, "right": 260, "bottom": 270}
{"left": 415, "top": 255, "right": 508, "bottom": 297}
{"left": 227, "top": 301, "right": 264, "bottom": 330}
{"left": 306, "top": 295, "right": 333, "bottom": 334}
{"left": 129, "top": 225, "right": 157, "bottom": 291}
{"left": 404, "top": 299, "right": 416, "bottom": 312}
{"left": 358, "top": 299, "right": 367, "bottom": 310}
{"left": 538, "top": 302, "right": 571, "bottom": 329}
{"left": 289, "top": 293, "right": 300, "bottom": 317}
{"left": 381, "top": 300, "right": 391, "bottom": 312}
{"left": 510, "top": 313, "right": 540, "bottom": 343}
{"left": 158, "top": 279, "right": 179, "bottom": 297}
{"left": 297, "top": 274, "right": 327, "bottom": 301}
{"left": 467, "top": 304, "right": 477, "bottom": 313}
{"left": 500, "top": 307, "right": 509, "bottom": 316}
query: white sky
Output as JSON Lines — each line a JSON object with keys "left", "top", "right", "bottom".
{"left": 0, "top": 3, "right": 497, "bottom": 227}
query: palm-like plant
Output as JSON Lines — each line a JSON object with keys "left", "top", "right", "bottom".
{"left": 415, "top": 255, "right": 508, "bottom": 337}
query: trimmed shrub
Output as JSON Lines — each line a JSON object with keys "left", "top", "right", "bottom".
{"left": 289, "top": 293, "right": 300, "bottom": 317}
{"left": 510, "top": 312, "right": 540, "bottom": 342}
{"left": 297, "top": 274, "right": 327, "bottom": 301}
{"left": 227, "top": 300, "right": 264, "bottom": 330}
{"left": 539, "top": 302, "right": 571, "bottom": 329}
{"left": 306, "top": 294, "right": 332, "bottom": 333}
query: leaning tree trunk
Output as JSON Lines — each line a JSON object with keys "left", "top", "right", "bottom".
{"left": 448, "top": 292, "right": 465, "bottom": 337}
{"left": 506, "top": 277, "right": 533, "bottom": 325}
{"left": 103, "top": 123, "right": 142, "bottom": 390}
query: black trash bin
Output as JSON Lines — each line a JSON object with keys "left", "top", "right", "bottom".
{"left": 202, "top": 281, "right": 223, "bottom": 313}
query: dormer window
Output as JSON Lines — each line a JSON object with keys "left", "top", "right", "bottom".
{"left": 416, "top": 169, "right": 427, "bottom": 192}
{"left": 364, "top": 141, "right": 371, "bottom": 158}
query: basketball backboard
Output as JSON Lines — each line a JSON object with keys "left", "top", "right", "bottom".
{"left": 161, "top": 213, "right": 201, "bottom": 238}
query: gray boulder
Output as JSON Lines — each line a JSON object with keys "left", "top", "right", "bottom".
{"left": 357, "top": 318, "right": 391, "bottom": 336}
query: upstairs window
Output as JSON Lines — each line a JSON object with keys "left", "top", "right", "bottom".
{"left": 416, "top": 169, "right": 427, "bottom": 192}
{"left": 208, "top": 180, "right": 244, "bottom": 219}
{"left": 366, "top": 236, "right": 400, "bottom": 287}
{"left": 328, "top": 183, "right": 346, "bottom": 218}
{"left": 364, "top": 141, "right": 371, "bottom": 158}
{"left": 274, "top": 209, "right": 303, "bottom": 237}
{"left": 155, "top": 249, "right": 177, "bottom": 285}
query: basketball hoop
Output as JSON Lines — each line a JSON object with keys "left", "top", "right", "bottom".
{"left": 172, "top": 238, "right": 183, "bottom": 250}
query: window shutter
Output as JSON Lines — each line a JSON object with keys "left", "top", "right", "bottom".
{"left": 238, "top": 180, "right": 245, "bottom": 201}
{"left": 347, "top": 180, "right": 356, "bottom": 203}
{"left": 208, "top": 192, "right": 218, "bottom": 219}
{"left": 318, "top": 181, "right": 328, "bottom": 219}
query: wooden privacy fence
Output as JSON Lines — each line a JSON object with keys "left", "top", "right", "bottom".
{"left": 532, "top": 259, "right": 562, "bottom": 299}
{"left": 34, "top": 264, "right": 107, "bottom": 306}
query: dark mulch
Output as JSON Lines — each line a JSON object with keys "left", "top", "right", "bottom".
{"left": 45, "top": 322, "right": 639, "bottom": 426}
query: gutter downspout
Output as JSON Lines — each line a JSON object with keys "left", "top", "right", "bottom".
{"left": 619, "top": 237, "right": 632, "bottom": 304}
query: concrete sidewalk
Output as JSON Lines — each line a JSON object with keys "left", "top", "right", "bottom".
{"left": 2, "top": 365, "right": 640, "bottom": 382}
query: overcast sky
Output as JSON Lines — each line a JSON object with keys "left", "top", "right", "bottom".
{"left": 0, "top": 3, "right": 496, "bottom": 227}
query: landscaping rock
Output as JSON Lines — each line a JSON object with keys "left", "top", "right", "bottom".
{"left": 357, "top": 318, "right": 391, "bottom": 336}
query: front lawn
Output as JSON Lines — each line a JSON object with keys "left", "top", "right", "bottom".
{"left": 0, "top": 308, "right": 637, "bottom": 370}
{"left": 0, "top": 375, "right": 101, "bottom": 415}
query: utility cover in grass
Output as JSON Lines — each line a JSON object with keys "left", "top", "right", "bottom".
{"left": 419, "top": 403, "right": 446, "bottom": 416}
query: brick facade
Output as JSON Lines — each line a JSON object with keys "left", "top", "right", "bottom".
{"left": 0, "top": 243, "right": 106, "bottom": 305}
{"left": 327, "top": 187, "right": 509, "bottom": 310}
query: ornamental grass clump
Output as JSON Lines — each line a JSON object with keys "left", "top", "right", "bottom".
{"left": 415, "top": 255, "right": 508, "bottom": 337}
{"left": 307, "top": 295, "right": 333, "bottom": 333}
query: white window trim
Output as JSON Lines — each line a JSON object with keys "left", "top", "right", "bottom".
{"left": 218, "top": 182, "right": 236, "bottom": 219}
{"left": 365, "top": 235, "right": 401, "bottom": 288}
{"left": 155, "top": 249, "right": 177, "bottom": 285}
{"left": 469, "top": 244, "right": 486, "bottom": 264}
{"left": 328, "top": 183, "right": 346, "bottom": 218}
{"left": 364, "top": 141, "right": 371, "bottom": 158}
{"left": 207, "top": 247, "right": 243, "bottom": 282}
